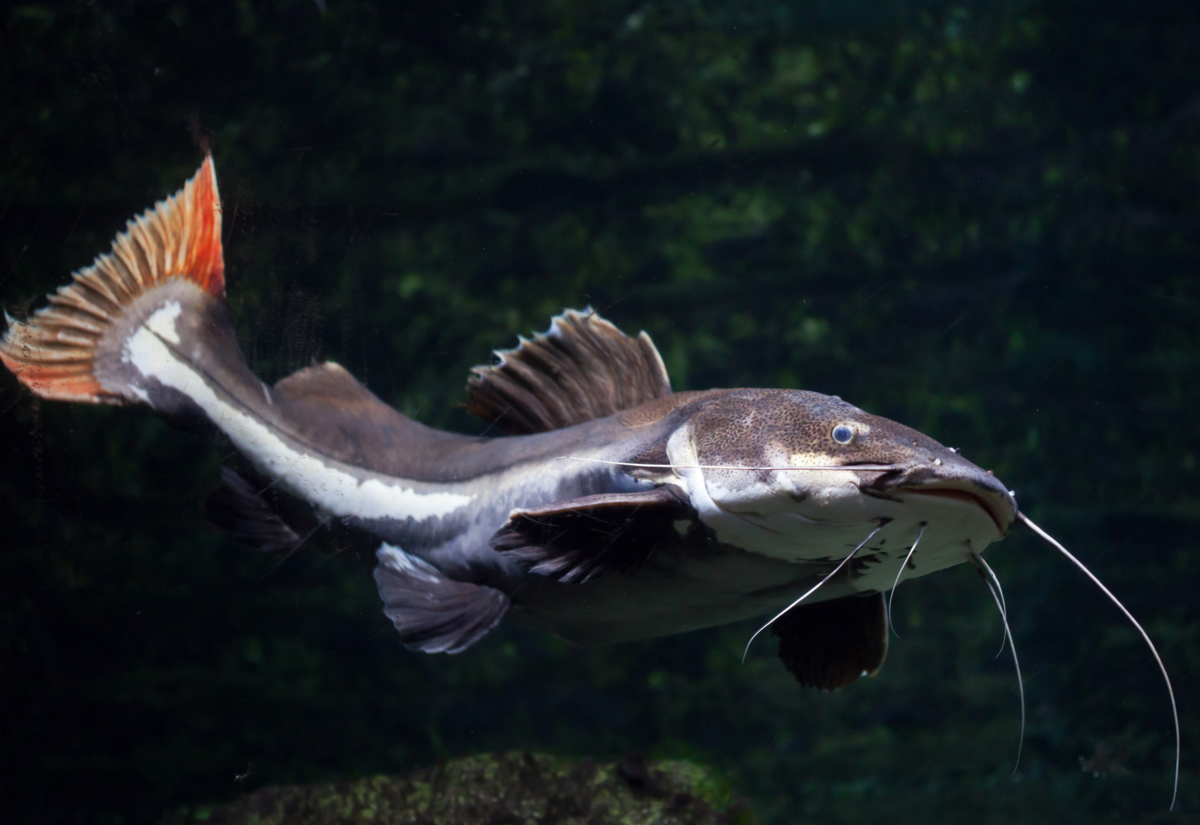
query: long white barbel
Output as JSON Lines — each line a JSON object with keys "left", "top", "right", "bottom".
{"left": 1019, "top": 511, "right": 1179, "bottom": 812}
{"left": 971, "top": 550, "right": 1024, "bottom": 773}
{"left": 560, "top": 456, "right": 899, "bottom": 472}
{"left": 984, "top": 551, "right": 1011, "bottom": 659}
{"left": 741, "top": 521, "right": 886, "bottom": 663}
{"left": 887, "top": 522, "right": 926, "bottom": 637}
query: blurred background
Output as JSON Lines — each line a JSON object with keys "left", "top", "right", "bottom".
{"left": 1, "top": 1, "right": 1198, "bottom": 822}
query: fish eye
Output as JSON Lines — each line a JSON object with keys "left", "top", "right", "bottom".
{"left": 831, "top": 424, "right": 854, "bottom": 444}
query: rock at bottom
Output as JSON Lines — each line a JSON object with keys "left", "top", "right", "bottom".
{"left": 160, "top": 752, "right": 753, "bottom": 825}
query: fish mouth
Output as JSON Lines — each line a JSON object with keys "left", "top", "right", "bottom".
{"left": 898, "top": 484, "right": 1015, "bottom": 536}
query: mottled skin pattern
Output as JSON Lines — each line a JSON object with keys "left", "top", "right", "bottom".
{"left": 494, "top": 387, "right": 1014, "bottom": 645}
{"left": 680, "top": 388, "right": 1012, "bottom": 531}
{"left": 691, "top": 389, "right": 939, "bottom": 468}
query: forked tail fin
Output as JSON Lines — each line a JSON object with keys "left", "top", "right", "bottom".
{"left": 1, "top": 156, "right": 225, "bottom": 404}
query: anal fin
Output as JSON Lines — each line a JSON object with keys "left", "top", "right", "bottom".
{"left": 373, "top": 545, "right": 509, "bottom": 654}
{"left": 203, "top": 467, "right": 302, "bottom": 553}
{"left": 203, "top": 465, "right": 377, "bottom": 562}
{"left": 773, "top": 593, "right": 888, "bottom": 691}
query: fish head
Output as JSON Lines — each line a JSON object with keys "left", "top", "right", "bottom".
{"left": 666, "top": 389, "right": 1016, "bottom": 591}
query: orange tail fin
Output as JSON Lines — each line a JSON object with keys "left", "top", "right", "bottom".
{"left": 0, "top": 156, "right": 225, "bottom": 403}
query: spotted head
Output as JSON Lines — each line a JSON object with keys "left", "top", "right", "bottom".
{"left": 665, "top": 388, "right": 1016, "bottom": 592}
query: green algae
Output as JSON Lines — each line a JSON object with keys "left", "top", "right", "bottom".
{"left": 160, "top": 753, "right": 752, "bottom": 825}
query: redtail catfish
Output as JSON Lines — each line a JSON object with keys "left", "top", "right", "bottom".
{"left": 0, "top": 157, "right": 1179, "bottom": 807}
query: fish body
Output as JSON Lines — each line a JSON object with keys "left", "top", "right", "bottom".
{"left": 6, "top": 157, "right": 1181, "bottom": 805}
{"left": 1, "top": 157, "right": 1015, "bottom": 687}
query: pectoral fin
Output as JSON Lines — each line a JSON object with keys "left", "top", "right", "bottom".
{"left": 491, "top": 486, "right": 694, "bottom": 583}
{"left": 772, "top": 593, "right": 888, "bottom": 691}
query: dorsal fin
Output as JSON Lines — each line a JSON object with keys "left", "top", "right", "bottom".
{"left": 466, "top": 308, "right": 672, "bottom": 435}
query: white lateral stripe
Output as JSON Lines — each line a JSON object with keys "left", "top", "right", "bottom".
{"left": 145, "top": 302, "right": 182, "bottom": 344}
{"left": 124, "top": 320, "right": 472, "bottom": 523}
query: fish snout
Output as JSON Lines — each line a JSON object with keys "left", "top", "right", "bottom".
{"left": 865, "top": 452, "right": 1017, "bottom": 536}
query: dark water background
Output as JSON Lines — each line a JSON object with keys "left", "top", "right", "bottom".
{"left": 2, "top": 1, "right": 1198, "bottom": 822}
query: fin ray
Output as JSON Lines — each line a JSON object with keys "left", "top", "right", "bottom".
{"left": 491, "top": 486, "right": 694, "bottom": 583}
{"left": 374, "top": 545, "right": 509, "bottom": 654}
{"left": 1, "top": 155, "right": 224, "bottom": 404}
{"left": 203, "top": 467, "right": 303, "bottom": 554}
{"left": 466, "top": 308, "right": 672, "bottom": 435}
